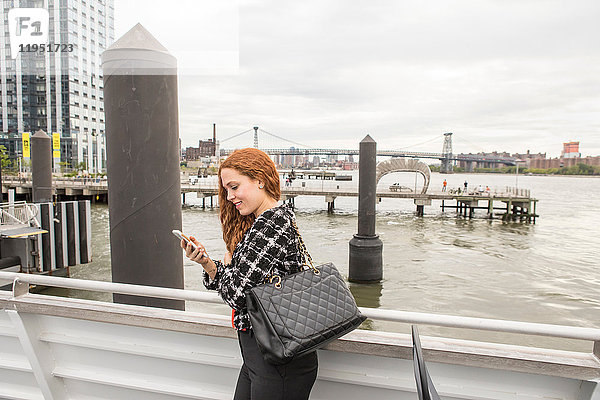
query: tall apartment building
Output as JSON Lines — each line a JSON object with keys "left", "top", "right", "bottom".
{"left": 561, "top": 141, "right": 581, "bottom": 159}
{"left": 0, "top": 0, "right": 114, "bottom": 172}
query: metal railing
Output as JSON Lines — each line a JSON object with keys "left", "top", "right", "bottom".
{"left": 0, "top": 201, "right": 40, "bottom": 227}
{"left": 505, "top": 186, "right": 531, "bottom": 197}
{"left": 1, "top": 176, "right": 108, "bottom": 186}
{"left": 438, "top": 186, "right": 533, "bottom": 198}
{"left": 1, "top": 271, "right": 599, "bottom": 343}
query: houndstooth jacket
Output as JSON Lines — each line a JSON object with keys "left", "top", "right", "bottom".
{"left": 203, "top": 203, "right": 304, "bottom": 331}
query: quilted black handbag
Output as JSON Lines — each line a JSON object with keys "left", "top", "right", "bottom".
{"left": 246, "top": 221, "right": 367, "bottom": 365}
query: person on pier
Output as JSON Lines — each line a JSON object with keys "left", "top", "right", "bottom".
{"left": 181, "top": 148, "right": 318, "bottom": 400}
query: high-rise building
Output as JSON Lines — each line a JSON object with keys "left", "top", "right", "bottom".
{"left": 561, "top": 141, "right": 581, "bottom": 159}
{"left": 1, "top": 0, "right": 115, "bottom": 172}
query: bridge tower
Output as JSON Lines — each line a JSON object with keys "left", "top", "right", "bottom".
{"left": 441, "top": 132, "right": 454, "bottom": 173}
{"left": 253, "top": 126, "right": 259, "bottom": 148}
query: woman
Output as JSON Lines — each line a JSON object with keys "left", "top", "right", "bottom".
{"left": 182, "top": 148, "right": 318, "bottom": 400}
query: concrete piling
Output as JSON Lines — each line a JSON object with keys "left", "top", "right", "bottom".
{"left": 102, "top": 24, "right": 184, "bottom": 310}
{"left": 349, "top": 135, "right": 383, "bottom": 283}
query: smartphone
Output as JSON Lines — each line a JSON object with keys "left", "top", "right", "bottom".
{"left": 172, "top": 229, "right": 197, "bottom": 249}
{"left": 172, "top": 230, "right": 209, "bottom": 258}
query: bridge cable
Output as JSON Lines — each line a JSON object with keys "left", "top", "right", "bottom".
{"left": 258, "top": 128, "right": 313, "bottom": 149}
{"left": 398, "top": 135, "right": 443, "bottom": 150}
{"left": 452, "top": 135, "right": 488, "bottom": 153}
{"left": 220, "top": 129, "right": 254, "bottom": 143}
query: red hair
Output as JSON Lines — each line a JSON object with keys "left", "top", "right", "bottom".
{"left": 218, "top": 148, "right": 280, "bottom": 253}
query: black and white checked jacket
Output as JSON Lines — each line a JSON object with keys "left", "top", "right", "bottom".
{"left": 203, "top": 203, "right": 304, "bottom": 331}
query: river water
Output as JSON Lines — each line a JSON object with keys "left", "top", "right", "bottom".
{"left": 66, "top": 172, "right": 600, "bottom": 351}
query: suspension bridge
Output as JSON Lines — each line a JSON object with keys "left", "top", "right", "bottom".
{"left": 216, "top": 127, "right": 517, "bottom": 172}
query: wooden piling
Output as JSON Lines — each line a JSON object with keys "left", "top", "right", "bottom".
{"left": 416, "top": 205, "right": 424, "bottom": 216}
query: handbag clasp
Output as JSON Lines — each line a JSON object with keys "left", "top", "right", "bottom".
{"left": 269, "top": 275, "right": 282, "bottom": 289}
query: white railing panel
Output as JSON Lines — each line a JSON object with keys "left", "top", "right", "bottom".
{"left": 0, "top": 373, "right": 44, "bottom": 400}
{"left": 2, "top": 294, "right": 600, "bottom": 399}
{"left": 4, "top": 310, "right": 595, "bottom": 400}
{"left": 0, "top": 312, "right": 42, "bottom": 400}
{"left": 36, "top": 313, "right": 241, "bottom": 367}
{"left": 33, "top": 313, "right": 239, "bottom": 400}
{"left": 1, "top": 271, "right": 599, "bottom": 343}
{"left": 62, "top": 379, "right": 230, "bottom": 400}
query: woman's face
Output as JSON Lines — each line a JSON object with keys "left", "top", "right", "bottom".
{"left": 220, "top": 168, "right": 271, "bottom": 217}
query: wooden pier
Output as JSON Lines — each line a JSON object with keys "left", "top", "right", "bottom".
{"left": 1, "top": 177, "right": 538, "bottom": 222}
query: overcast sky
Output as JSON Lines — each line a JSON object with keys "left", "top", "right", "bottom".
{"left": 114, "top": 0, "right": 600, "bottom": 158}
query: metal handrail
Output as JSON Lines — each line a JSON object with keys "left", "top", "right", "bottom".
{"left": 1, "top": 271, "right": 599, "bottom": 342}
{"left": 0, "top": 201, "right": 40, "bottom": 227}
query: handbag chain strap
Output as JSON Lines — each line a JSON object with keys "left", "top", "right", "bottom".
{"left": 265, "top": 219, "right": 321, "bottom": 289}
{"left": 291, "top": 219, "right": 320, "bottom": 275}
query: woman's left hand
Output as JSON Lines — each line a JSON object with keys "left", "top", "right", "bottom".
{"left": 183, "top": 237, "right": 218, "bottom": 279}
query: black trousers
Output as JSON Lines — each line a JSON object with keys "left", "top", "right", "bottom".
{"left": 233, "top": 330, "right": 318, "bottom": 400}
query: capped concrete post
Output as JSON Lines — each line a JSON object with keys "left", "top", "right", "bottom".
{"left": 349, "top": 135, "right": 383, "bottom": 282}
{"left": 31, "top": 129, "right": 53, "bottom": 203}
{"left": 101, "top": 24, "right": 184, "bottom": 310}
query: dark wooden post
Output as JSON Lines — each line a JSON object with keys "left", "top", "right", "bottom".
{"left": 349, "top": 135, "right": 383, "bottom": 283}
{"left": 102, "top": 24, "right": 184, "bottom": 310}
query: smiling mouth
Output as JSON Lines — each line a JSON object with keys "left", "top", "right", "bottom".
{"left": 234, "top": 201, "right": 242, "bottom": 208}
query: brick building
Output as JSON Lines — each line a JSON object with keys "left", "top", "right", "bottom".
{"left": 529, "top": 156, "right": 600, "bottom": 169}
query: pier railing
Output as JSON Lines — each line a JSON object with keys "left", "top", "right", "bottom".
{"left": 504, "top": 187, "right": 531, "bottom": 197}
{"left": 2, "top": 270, "right": 599, "bottom": 399}
{"left": 0, "top": 271, "right": 597, "bottom": 344}
{"left": 0, "top": 201, "right": 40, "bottom": 227}
{"left": 2, "top": 176, "right": 534, "bottom": 199}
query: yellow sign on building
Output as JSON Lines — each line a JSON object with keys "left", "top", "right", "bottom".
{"left": 52, "top": 133, "right": 61, "bottom": 160}
{"left": 52, "top": 133, "right": 60, "bottom": 150}
{"left": 22, "top": 133, "right": 30, "bottom": 158}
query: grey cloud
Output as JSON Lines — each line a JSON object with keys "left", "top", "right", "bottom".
{"left": 171, "top": 0, "right": 600, "bottom": 156}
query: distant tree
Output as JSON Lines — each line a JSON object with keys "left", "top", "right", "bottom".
{"left": 58, "top": 161, "right": 72, "bottom": 172}
{"left": 75, "top": 161, "right": 87, "bottom": 174}
{"left": 0, "top": 145, "right": 10, "bottom": 169}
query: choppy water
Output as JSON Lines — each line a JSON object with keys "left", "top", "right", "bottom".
{"left": 66, "top": 172, "right": 600, "bottom": 351}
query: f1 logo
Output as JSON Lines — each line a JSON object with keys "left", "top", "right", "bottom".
{"left": 8, "top": 8, "right": 49, "bottom": 59}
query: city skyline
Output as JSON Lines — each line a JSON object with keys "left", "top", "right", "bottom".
{"left": 114, "top": 0, "right": 600, "bottom": 158}
{"left": 180, "top": 127, "right": 591, "bottom": 161}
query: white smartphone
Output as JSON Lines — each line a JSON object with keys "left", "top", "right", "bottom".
{"left": 172, "top": 229, "right": 197, "bottom": 249}
{"left": 171, "top": 229, "right": 208, "bottom": 257}
{"left": 172, "top": 230, "right": 209, "bottom": 258}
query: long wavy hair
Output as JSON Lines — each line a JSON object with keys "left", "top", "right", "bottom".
{"left": 219, "top": 148, "right": 281, "bottom": 254}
